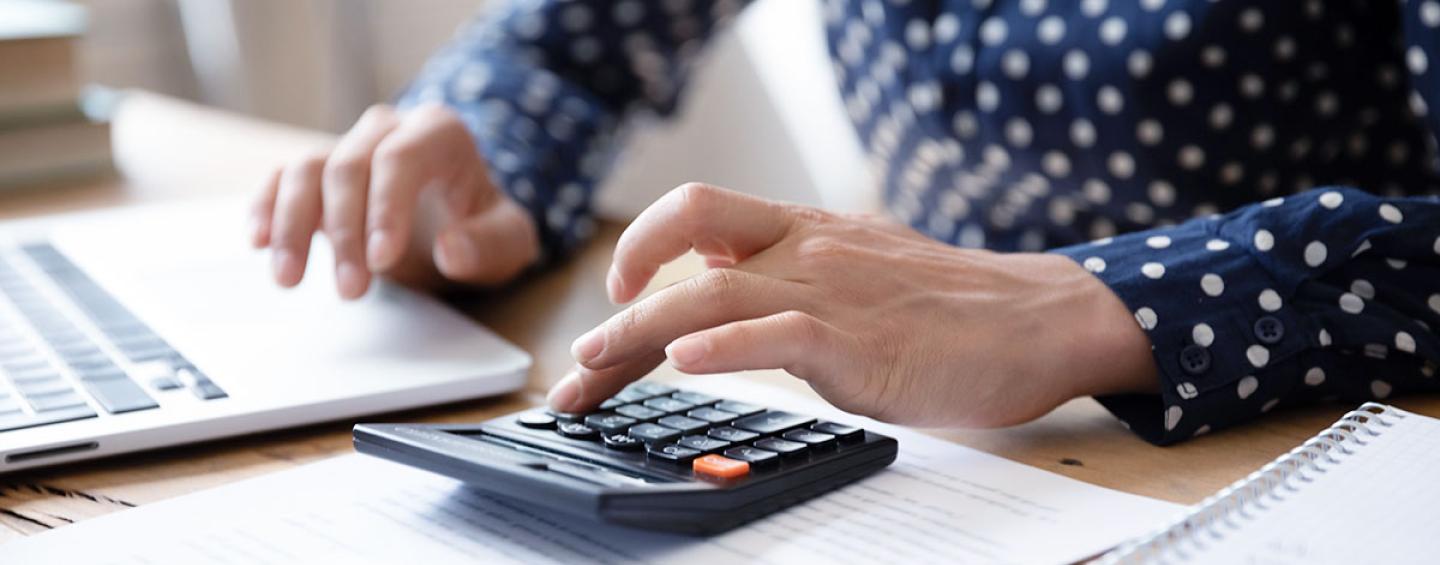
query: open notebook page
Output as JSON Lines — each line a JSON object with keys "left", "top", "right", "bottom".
{"left": 1154, "top": 407, "right": 1440, "bottom": 564}
{"left": 0, "top": 378, "right": 1183, "bottom": 564}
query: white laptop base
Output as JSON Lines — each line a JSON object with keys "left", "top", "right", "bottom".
{"left": 0, "top": 198, "right": 530, "bottom": 473}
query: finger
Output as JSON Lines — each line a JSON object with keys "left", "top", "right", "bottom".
{"left": 666, "top": 311, "right": 845, "bottom": 385}
{"left": 608, "top": 182, "right": 796, "bottom": 304}
{"left": 572, "top": 268, "right": 806, "bottom": 371}
{"left": 249, "top": 168, "right": 281, "bottom": 248}
{"left": 546, "top": 353, "right": 666, "bottom": 413}
{"left": 433, "top": 198, "right": 539, "bottom": 285}
{"left": 268, "top": 154, "right": 325, "bottom": 287}
{"left": 322, "top": 105, "right": 400, "bottom": 299}
{"left": 366, "top": 104, "right": 481, "bottom": 271}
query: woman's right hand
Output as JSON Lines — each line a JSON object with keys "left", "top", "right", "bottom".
{"left": 250, "top": 103, "right": 540, "bottom": 299}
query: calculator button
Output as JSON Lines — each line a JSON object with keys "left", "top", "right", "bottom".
{"left": 754, "top": 437, "right": 807, "bottom": 457}
{"left": 732, "top": 411, "right": 815, "bottom": 435}
{"left": 612, "top": 389, "right": 653, "bottom": 403}
{"left": 670, "top": 391, "right": 719, "bottom": 406}
{"left": 713, "top": 400, "right": 764, "bottom": 417}
{"left": 810, "top": 421, "right": 863, "bottom": 443}
{"left": 677, "top": 435, "right": 732, "bottom": 453}
{"left": 687, "top": 407, "right": 737, "bottom": 425}
{"left": 656, "top": 415, "right": 708, "bottom": 433}
{"left": 517, "top": 412, "right": 557, "bottom": 429}
{"left": 557, "top": 422, "right": 600, "bottom": 440}
{"left": 600, "top": 398, "right": 625, "bottom": 410}
{"left": 584, "top": 414, "right": 638, "bottom": 435}
{"left": 781, "top": 429, "right": 836, "bottom": 449}
{"left": 723, "top": 446, "right": 779, "bottom": 469}
{"left": 603, "top": 433, "right": 645, "bottom": 451}
{"left": 643, "top": 397, "right": 695, "bottom": 414}
{"left": 707, "top": 427, "right": 759, "bottom": 443}
{"left": 693, "top": 454, "right": 750, "bottom": 479}
{"left": 647, "top": 443, "right": 702, "bottom": 465}
{"left": 547, "top": 410, "right": 584, "bottom": 423}
{"left": 628, "top": 423, "right": 682, "bottom": 444}
{"left": 627, "top": 382, "right": 678, "bottom": 396}
{"left": 615, "top": 404, "right": 665, "bottom": 421}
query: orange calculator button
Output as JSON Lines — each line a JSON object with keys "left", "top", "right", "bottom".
{"left": 692, "top": 454, "right": 750, "bottom": 479}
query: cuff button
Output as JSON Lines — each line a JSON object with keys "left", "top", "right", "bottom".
{"left": 1254, "top": 316, "right": 1285, "bottom": 345}
{"left": 1179, "top": 344, "right": 1212, "bottom": 375}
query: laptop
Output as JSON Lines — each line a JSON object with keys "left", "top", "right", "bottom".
{"left": 0, "top": 197, "right": 531, "bottom": 472}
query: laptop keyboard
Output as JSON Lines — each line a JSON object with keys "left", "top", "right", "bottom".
{"left": 0, "top": 243, "right": 227, "bottom": 433}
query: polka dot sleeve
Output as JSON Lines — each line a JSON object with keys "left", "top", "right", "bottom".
{"left": 395, "top": 0, "right": 749, "bottom": 262}
{"left": 1056, "top": 188, "right": 1440, "bottom": 445}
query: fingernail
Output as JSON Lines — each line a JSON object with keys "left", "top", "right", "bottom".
{"left": 367, "top": 229, "right": 396, "bottom": 269}
{"left": 571, "top": 327, "right": 605, "bottom": 365}
{"left": 605, "top": 265, "right": 624, "bottom": 304}
{"left": 437, "top": 231, "right": 477, "bottom": 275}
{"left": 546, "top": 370, "right": 582, "bottom": 411}
{"left": 272, "top": 250, "right": 299, "bottom": 286}
{"left": 336, "top": 261, "right": 367, "bottom": 299}
{"left": 666, "top": 337, "right": 707, "bottom": 367}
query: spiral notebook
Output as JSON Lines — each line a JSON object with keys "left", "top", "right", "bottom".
{"left": 1100, "top": 402, "right": 1439, "bottom": 564}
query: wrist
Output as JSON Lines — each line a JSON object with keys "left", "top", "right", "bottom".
{"left": 1045, "top": 255, "right": 1160, "bottom": 399}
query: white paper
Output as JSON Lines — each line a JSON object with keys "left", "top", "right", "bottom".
{"left": 1136, "top": 407, "right": 1440, "bottom": 564}
{"left": 0, "top": 379, "right": 1183, "bottom": 564}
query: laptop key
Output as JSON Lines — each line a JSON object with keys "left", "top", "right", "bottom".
{"left": 732, "top": 411, "right": 816, "bottom": 435}
{"left": 150, "top": 375, "right": 183, "bottom": 391}
{"left": 0, "top": 395, "right": 21, "bottom": 415}
{"left": 192, "top": 381, "right": 228, "bottom": 400}
{"left": 80, "top": 378, "right": 160, "bottom": 414}
{"left": 15, "top": 378, "right": 72, "bottom": 397}
{"left": 0, "top": 405, "right": 96, "bottom": 432}
{"left": 26, "top": 391, "right": 88, "bottom": 412}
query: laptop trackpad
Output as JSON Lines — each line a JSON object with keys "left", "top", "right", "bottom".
{"left": 45, "top": 199, "right": 526, "bottom": 398}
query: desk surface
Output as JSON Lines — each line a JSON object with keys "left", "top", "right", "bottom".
{"left": 2, "top": 94, "right": 1437, "bottom": 544}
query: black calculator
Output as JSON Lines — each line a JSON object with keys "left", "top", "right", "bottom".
{"left": 353, "top": 381, "right": 897, "bottom": 534}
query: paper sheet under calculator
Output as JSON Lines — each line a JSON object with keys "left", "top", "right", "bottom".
{"left": 0, "top": 379, "right": 1183, "bottom": 564}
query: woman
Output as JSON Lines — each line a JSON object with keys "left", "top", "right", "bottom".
{"left": 251, "top": 0, "right": 1440, "bottom": 444}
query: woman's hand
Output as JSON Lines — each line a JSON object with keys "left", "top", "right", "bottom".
{"left": 547, "top": 183, "right": 1159, "bottom": 428}
{"left": 250, "top": 103, "right": 539, "bottom": 299}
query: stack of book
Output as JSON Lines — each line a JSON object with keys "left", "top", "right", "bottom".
{"left": 0, "top": 0, "right": 111, "bottom": 191}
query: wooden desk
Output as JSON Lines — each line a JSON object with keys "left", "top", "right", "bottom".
{"left": 3, "top": 93, "right": 1438, "bottom": 543}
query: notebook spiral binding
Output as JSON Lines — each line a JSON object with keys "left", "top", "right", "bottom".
{"left": 1096, "top": 402, "right": 1407, "bottom": 564}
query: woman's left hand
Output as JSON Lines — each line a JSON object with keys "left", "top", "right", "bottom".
{"left": 547, "top": 183, "right": 1159, "bottom": 427}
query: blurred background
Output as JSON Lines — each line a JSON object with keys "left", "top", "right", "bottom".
{"left": 2, "top": 0, "right": 875, "bottom": 220}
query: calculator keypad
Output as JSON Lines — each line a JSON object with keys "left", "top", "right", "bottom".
{"left": 514, "top": 382, "right": 872, "bottom": 482}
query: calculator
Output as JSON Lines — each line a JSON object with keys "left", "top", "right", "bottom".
{"left": 353, "top": 381, "right": 898, "bottom": 534}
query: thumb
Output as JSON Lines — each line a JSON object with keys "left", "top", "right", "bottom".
{"left": 433, "top": 198, "right": 540, "bottom": 285}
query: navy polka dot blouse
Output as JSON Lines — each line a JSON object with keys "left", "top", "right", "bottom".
{"left": 398, "top": 0, "right": 1440, "bottom": 445}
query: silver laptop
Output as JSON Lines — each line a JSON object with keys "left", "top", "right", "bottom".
{"left": 0, "top": 197, "right": 531, "bottom": 472}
